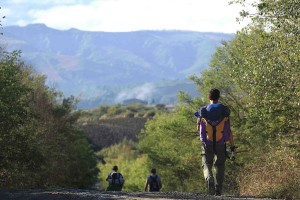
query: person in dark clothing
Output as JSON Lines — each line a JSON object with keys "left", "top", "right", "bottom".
{"left": 106, "top": 165, "right": 125, "bottom": 191}
{"left": 144, "top": 168, "right": 162, "bottom": 192}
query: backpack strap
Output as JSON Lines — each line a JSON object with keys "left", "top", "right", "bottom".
{"left": 111, "top": 172, "right": 120, "bottom": 185}
{"left": 200, "top": 106, "right": 207, "bottom": 118}
{"left": 149, "top": 175, "right": 159, "bottom": 191}
{"left": 203, "top": 117, "right": 228, "bottom": 152}
{"left": 212, "top": 124, "right": 217, "bottom": 154}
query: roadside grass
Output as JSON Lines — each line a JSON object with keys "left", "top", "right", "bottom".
{"left": 237, "top": 146, "right": 299, "bottom": 199}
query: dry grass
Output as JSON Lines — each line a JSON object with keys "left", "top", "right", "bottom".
{"left": 237, "top": 145, "right": 300, "bottom": 199}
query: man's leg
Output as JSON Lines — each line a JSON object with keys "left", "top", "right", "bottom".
{"left": 202, "top": 144, "right": 215, "bottom": 195}
{"left": 214, "top": 145, "right": 226, "bottom": 195}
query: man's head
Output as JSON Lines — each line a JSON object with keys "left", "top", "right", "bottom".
{"left": 151, "top": 168, "right": 156, "bottom": 174}
{"left": 112, "top": 165, "right": 118, "bottom": 171}
{"left": 208, "top": 88, "right": 220, "bottom": 101}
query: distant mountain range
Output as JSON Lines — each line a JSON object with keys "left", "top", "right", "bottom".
{"left": 0, "top": 24, "right": 234, "bottom": 108}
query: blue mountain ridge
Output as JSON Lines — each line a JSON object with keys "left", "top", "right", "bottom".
{"left": 1, "top": 24, "right": 234, "bottom": 108}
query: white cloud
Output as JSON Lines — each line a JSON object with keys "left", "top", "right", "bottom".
{"left": 116, "top": 83, "right": 155, "bottom": 102}
{"left": 29, "top": 4, "right": 99, "bottom": 30}
{"left": 4, "top": 0, "right": 25, "bottom": 4}
{"left": 1, "top": 7, "right": 11, "bottom": 16}
{"left": 3, "top": 0, "right": 251, "bottom": 33}
{"left": 5, "top": 0, "right": 82, "bottom": 6}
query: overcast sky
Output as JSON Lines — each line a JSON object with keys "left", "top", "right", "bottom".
{"left": 1, "top": 0, "right": 253, "bottom": 33}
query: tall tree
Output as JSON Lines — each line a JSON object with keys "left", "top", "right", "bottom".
{"left": 0, "top": 49, "right": 43, "bottom": 187}
{"left": 0, "top": 48, "right": 98, "bottom": 189}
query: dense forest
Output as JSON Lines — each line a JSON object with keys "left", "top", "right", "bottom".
{"left": 0, "top": 0, "right": 299, "bottom": 199}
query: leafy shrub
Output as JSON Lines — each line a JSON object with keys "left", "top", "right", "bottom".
{"left": 0, "top": 49, "right": 98, "bottom": 189}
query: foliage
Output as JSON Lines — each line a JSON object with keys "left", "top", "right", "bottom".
{"left": 0, "top": 49, "right": 42, "bottom": 187}
{"left": 219, "top": 23, "right": 299, "bottom": 137}
{"left": 78, "top": 104, "right": 168, "bottom": 123}
{"left": 138, "top": 104, "right": 206, "bottom": 192}
{"left": 97, "top": 140, "right": 149, "bottom": 192}
{"left": 232, "top": 0, "right": 299, "bottom": 36}
{"left": 0, "top": 48, "right": 98, "bottom": 189}
{"left": 35, "top": 95, "right": 99, "bottom": 188}
{"left": 224, "top": 0, "right": 300, "bottom": 145}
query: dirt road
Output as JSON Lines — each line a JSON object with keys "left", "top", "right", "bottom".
{"left": 0, "top": 189, "right": 276, "bottom": 200}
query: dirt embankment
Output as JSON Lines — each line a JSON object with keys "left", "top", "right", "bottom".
{"left": 0, "top": 189, "right": 277, "bottom": 200}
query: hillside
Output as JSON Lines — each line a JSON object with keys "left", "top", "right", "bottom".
{"left": 1, "top": 24, "right": 234, "bottom": 107}
{"left": 81, "top": 118, "right": 147, "bottom": 150}
{"left": 77, "top": 103, "right": 169, "bottom": 150}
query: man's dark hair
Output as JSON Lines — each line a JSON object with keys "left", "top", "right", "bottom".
{"left": 208, "top": 88, "right": 220, "bottom": 101}
{"left": 112, "top": 166, "right": 118, "bottom": 171}
{"left": 151, "top": 168, "right": 156, "bottom": 174}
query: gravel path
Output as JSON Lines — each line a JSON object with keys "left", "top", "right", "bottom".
{"left": 0, "top": 189, "right": 277, "bottom": 200}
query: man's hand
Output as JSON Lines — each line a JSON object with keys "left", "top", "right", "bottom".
{"left": 230, "top": 146, "right": 237, "bottom": 152}
{"left": 230, "top": 146, "right": 237, "bottom": 161}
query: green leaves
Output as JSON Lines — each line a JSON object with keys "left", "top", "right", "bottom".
{"left": 0, "top": 48, "right": 98, "bottom": 189}
{"left": 0, "top": 50, "right": 30, "bottom": 131}
{"left": 138, "top": 107, "right": 205, "bottom": 192}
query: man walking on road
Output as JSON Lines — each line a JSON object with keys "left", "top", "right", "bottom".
{"left": 106, "top": 165, "right": 125, "bottom": 191}
{"left": 197, "top": 88, "right": 236, "bottom": 196}
{"left": 144, "top": 168, "right": 162, "bottom": 192}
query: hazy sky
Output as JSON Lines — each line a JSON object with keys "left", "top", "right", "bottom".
{"left": 1, "top": 0, "right": 252, "bottom": 33}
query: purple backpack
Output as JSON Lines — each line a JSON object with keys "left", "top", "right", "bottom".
{"left": 195, "top": 111, "right": 231, "bottom": 144}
